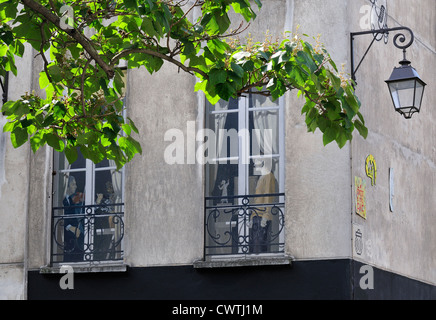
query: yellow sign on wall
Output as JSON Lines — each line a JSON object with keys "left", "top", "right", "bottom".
{"left": 355, "top": 176, "right": 367, "bottom": 219}
{"left": 365, "top": 155, "right": 377, "bottom": 186}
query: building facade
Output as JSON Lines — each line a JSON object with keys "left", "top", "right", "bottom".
{"left": 1, "top": 0, "right": 435, "bottom": 300}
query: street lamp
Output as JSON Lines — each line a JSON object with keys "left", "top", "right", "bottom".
{"left": 350, "top": 27, "right": 426, "bottom": 119}
{"left": 385, "top": 58, "right": 426, "bottom": 119}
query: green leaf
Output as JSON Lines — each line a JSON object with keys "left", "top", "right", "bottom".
{"left": 141, "top": 17, "right": 158, "bottom": 38}
{"left": 45, "top": 133, "right": 64, "bottom": 151}
{"left": 326, "top": 70, "right": 341, "bottom": 91}
{"left": 30, "top": 131, "right": 45, "bottom": 153}
{"left": 336, "top": 130, "right": 349, "bottom": 149}
{"left": 11, "top": 126, "right": 28, "bottom": 148}
{"left": 124, "top": 0, "right": 138, "bottom": 10}
{"left": 48, "top": 65, "right": 62, "bottom": 82}
{"left": 230, "top": 62, "right": 244, "bottom": 78}
{"left": 253, "top": 0, "right": 262, "bottom": 8}
{"left": 209, "top": 68, "right": 227, "bottom": 86}
{"left": 118, "top": 136, "right": 142, "bottom": 160}
{"left": 323, "top": 126, "right": 338, "bottom": 146}
{"left": 354, "top": 120, "right": 368, "bottom": 139}
{"left": 64, "top": 146, "right": 78, "bottom": 163}
{"left": 296, "top": 50, "right": 317, "bottom": 73}
{"left": 39, "top": 71, "right": 50, "bottom": 89}
{"left": 1, "top": 100, "right": 15, "bottom": 115}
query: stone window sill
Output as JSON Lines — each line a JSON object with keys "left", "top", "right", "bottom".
{"left": 193, "top": 255, "right": 293, "bottom": 269}
{"left": 39, "top": 263, "right": 127, "bottom": 274}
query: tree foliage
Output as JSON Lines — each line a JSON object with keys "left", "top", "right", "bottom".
{"left": 0, "top": 0, "right": 367, "bottom": 169}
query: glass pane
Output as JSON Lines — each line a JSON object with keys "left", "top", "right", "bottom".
{"left": 93, "top": 169, "right": 124, "bottom": 261}
{"left": 207, "top": 97, "right": 238, "bottom": 112}
{"left": 54, "top": 171, "right": 86, "bottom": 208}
{"left": 249, "top": 94, "right": 279, "bottom": 158}
{"left": 249, "top": 109, "right": 279, "bottom": 157}
{"left": 414, "top": 82, "right": 424, "bottom": 108}
{"left": 57, "top": 147, "right": 86, "bottom": 171}
{"left": 206, "top": 104, "right": 239, "bottom": 162}
{"left": 248, "top": 158, "right": 284, "bottom": 254}
{"left": 249, "top": 158, "right": 280, "bottom": 195}
{"left": 95, "top": 158, "right": 110, "bottom": 168}
{"left": 205, "top": 162, "right": 238, "bottom": 202}
{"left": 251, "top": 94, "right": 279, "bottom": 109}
{"left": 205, "top": 96, "right": 239, "bottom": 200}
{"left": 51, "top": 171, "right": 86, "bottom": 262}
{"left": 389, "top": 80, "right": 416, "bottom": 108}
{"left": 94, "top": 169, "right": 123, "bottom": 206}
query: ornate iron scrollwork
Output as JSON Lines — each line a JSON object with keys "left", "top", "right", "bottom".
{"left": 51, "top": 203, "right": 125, "bottom": 264}
{"left": 370, "top": 0, "right": 389, "bottom": 43}
{"left": 350, "top": 26, "right": 415, "bottom": 84}
{"left": 204, "top": 194, "right": 285, "bottom": 257}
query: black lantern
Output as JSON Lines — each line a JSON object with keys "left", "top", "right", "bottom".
{"left": 351, "top": 26, "right": 426, "bottom": 119}
{"left": 385, "top": 59, "right": 426, "bottom": 119}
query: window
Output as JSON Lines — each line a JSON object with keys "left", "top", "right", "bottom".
{"left": 50, "top": 69, "right": 127, "bottom": 265}
{"left": 204, "top": 93, "right": 285, "bottom": 258}
{"left": 51, "top": 150, "right": 125, "bottom": 264}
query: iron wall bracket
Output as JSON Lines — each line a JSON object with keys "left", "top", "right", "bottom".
{"left": 350, "top": 27, "right": 415, "bottom": 85}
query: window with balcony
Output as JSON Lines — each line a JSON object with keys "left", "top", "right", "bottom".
{"left": 50, "top": 68, "right": 127, "bottom": 266}
{"left": 204, "top": 93, "right": 285, "bottom": 259}
{"left": 51, "top": 150, "right": 125, "bottom": 264}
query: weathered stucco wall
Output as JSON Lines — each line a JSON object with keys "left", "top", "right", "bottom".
{"left": 348, "top": 0, "right": 436, "bottom": 284}
{"left": 124, "top": 63, "right": 203, "bottom": 266}
{"left": 0, "top": 44, "right": 33, "bottom": 299}
{"left": 285, "top": 0, "right": 353, "bottom": 260}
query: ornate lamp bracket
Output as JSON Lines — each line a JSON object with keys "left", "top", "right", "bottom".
{"left": 350, "top": 27, "right": 415, "bottom": 85}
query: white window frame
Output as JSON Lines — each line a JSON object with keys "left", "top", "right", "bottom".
{"left": 204, "top": 93, "right": 286, "bottom": 259}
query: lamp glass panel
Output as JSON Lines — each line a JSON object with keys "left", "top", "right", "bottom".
{"left": 388, "top": 79, "right": 416, "bottom": 109}
{"left": 414, "top": 82, "right": 424, "bottom": 108}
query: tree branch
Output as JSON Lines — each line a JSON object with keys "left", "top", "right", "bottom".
{"left": 20, "top": 0, "right": 115, "bottom": 79}
{"left": 111, "top": 48, "right": 208, "bottom": 79}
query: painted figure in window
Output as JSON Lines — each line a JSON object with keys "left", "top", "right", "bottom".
{"left": 218, "top": 179, "right": 230, "bottom": 203}
{"left": 249, "top": 159, "right": 278, "bottom": 253}
{"left": 96, "top": 181, "right": 116, "bottom": 212}
{"left": 63, "top": 175, "right": 85, "bottom": 262}
{"left": 95, "top": 181, "right": 117, "bottom": 228}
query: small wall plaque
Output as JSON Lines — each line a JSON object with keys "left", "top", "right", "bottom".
{"left": 365, "top": 154, "right": 377, "bottom": 186}
{"left": 355, "top": 176, "right": 367, "bottom": 219}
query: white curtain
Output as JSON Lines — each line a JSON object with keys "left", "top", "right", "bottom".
{"left": 108, "top": 161, "right": 123, "bottom": 257}
{"left": 108, "top": 160, "right": 123, "bottom": 205}
{"left": 214, "top": 100, "right": 229, "bottom": 162}
{"left": 209, "top": 100, "right": 228, "bottom": 190}
{"left": 252, "top": 95, "right": 279, "bottom": 173}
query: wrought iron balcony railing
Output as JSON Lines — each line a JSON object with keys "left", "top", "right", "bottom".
{"left": 204, "top": 193, "right": 285, "bottom": 258}
{"left": 51, "top": 203, "right": 124, "bottom": 264}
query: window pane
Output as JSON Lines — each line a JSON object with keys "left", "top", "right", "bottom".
{"left": 207, "top": 97, "right": 238, "bottom": 112}
{"left": 207, "top": 104, "right": 239, "bottom": 162}
{"left": 251, "top": 94, "right": 279, "bottom": 109}
{"left": 250, "top": 109, "right": 279, "bottom": 157}
{"left": 205, "top": 162, "right": 238, "bottom": 202}
{"left": 389, "top": 80, "right": 416, "bottom": 108}
{"left": 54, "top": 170, "right": 86, "bottom": 208}
{"left": 249, "top": 158, "right": 280, "bottom": 195}
{"left": 95, "top": 158, "right": 110, "bottom": 168}
{"left": 94, "top": 169, "right": 123, "bottom": 206}
{"left": 57, "top": 148, "right": 86, "bottom": 171}
{"left": 414, "top": 82, "right": 424, "bottom": 108}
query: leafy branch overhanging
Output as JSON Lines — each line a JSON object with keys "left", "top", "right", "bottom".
{"left": 0, "top": 0, "right": 367, "bottom": 169}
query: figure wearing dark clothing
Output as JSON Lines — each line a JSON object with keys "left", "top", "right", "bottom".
{"left": 63, "top": 176, "right": 85, "bottom": 262}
